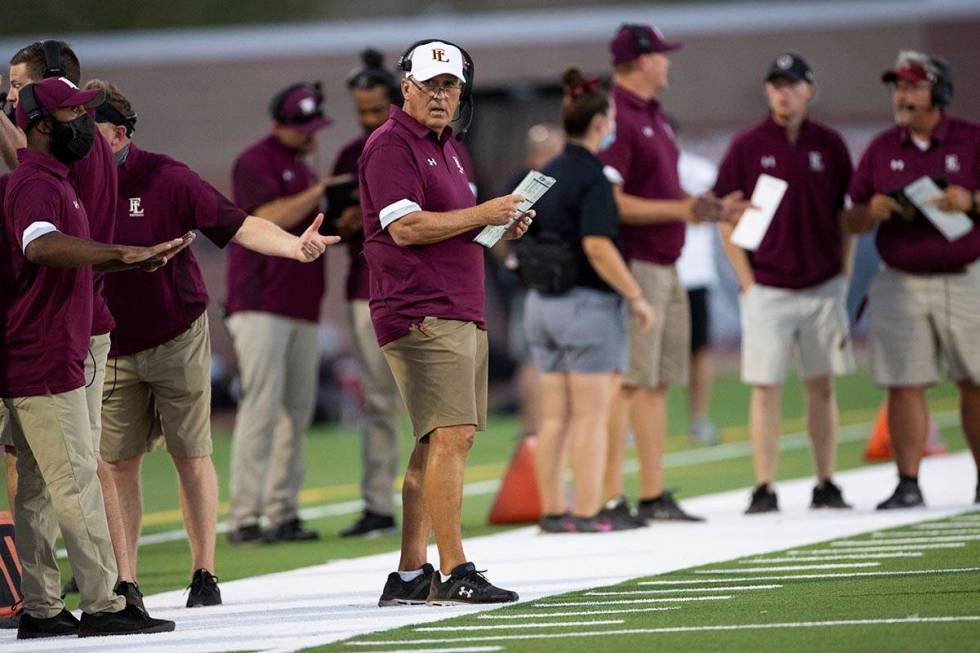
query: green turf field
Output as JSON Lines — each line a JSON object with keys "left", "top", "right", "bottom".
{"left": 313, "top": 510, "right": 980, "bottom": 653}
{"left": 0, "top": 368, "right": 969, "bottom": 602}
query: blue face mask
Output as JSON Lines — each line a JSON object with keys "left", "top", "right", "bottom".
{"left": 600, "top": 121, "right": 617, "bottom": 150}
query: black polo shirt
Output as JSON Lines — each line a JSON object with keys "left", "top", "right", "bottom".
{"left": 528, "top": 143, "right": 623, "bottom": 293}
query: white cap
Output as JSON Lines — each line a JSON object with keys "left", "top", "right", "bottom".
{"left": 406, "top": 41, "right": 465, "bottom": 83}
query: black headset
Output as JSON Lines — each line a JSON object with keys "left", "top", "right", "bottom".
{"left": 347, "top": 48, "right": 403, "bottom": 105}
{"left": 40, "top": 39, "right": 66, "bottom": 78}
{"left": 930, "top": 57, "right": 954, "bottom": 108}
{"left": 397, "top": 39, "right": 475, "bottom": 138}
{"left": 269, "top": 81, "right": 325, "bottom": 124}
{"left": 17, "top": 83, "right": 45, "bottom": 134}
{"left": 624, "top": 24, "right": 653, "bottom": 55}
{"left": 95, "top": 99, "right": 138, "bottom": 137}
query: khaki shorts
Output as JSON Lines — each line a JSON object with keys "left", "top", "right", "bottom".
{"left": 382, "top": 317, "right": 488, "bottom": 440}
{"left": 870, "top": 263, "right": 980, "bottom": 386}
{"left": 0, "top": 403, "right": 11, "bottom": 448}
{"left": 625, "top": 261, "right": 690, "bottom": 388}
{"left": 100, "top": 313, "right": 213, "bottom": 462}
{"left": 740, "top": 276, "right": 855, "bottom": 385}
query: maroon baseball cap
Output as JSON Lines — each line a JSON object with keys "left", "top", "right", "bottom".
{"left": 881, "top": 60, "right": 936, "bottom": 85}
{"left": 272, "top": 83, "right": 332, "bottom": 134}
{"left": 16, "top": 76, "right": 104, "bottom": 131}
{"left": 610, "top": 24, "right": 683, "bottom": 66}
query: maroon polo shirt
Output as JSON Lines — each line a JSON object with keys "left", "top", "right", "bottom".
{"left": 359, "top": 105, "right": 482, "bottom": 347}
{"left": 600, "top": 84, "right": 686, "bottom": 265}
{"left": 714, "top": 116, "right": 852, "bottom": 289}
{"left": 225, "top": 134, "right": 326, "bottom": 323}
{"left": 1, "top": 149, "right": 92, "bottom": 397}
{"left": 849, "top": 114, "right": 980, "bottom": 273}
{"left": 332, "top": 134, "right": 371, "bottom": 301}
{"left": 70, "top": 134, "right": 117, "bottom": 337}
{"left": 105, "top": 144, "right": 248, "bottom": 357}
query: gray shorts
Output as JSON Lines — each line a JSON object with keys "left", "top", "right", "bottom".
{"left": 524, "top": 287, "right": 627, "bottom": 374}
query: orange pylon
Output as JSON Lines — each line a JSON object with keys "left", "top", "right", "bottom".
{"left": 864, "top": 402, "right": 947, "bottom": 462}
{"left": 488, "top": 436, "right": 542, "bottom": 525}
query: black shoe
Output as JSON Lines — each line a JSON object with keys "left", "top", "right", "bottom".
{"left": 62, "top": 576, "right": 78, "bottom": 595}
{"left": 746, "top": 484, "right": 779, "bottom": 514}
{"left": 811, "top": 479, "right": 852, "bottom": 509}
{"left": 186, "top": 568, "right": 222, "bottom": 607}
{"left": 16, "top": 608, "right": 79, "bottom": 639}
{"left": 264, "top": 517, "right": 320, "bottom": 543}
{"left": 227, "top": 524, "right": 265, "bottom": 545}
{"left": 599, "top": 496, "right": 647, "bottom": 530}
{"left": 341, "top": 511, "right": 398, "bottom": 538}
{"left": 974, "top": 483, "right": 979, "bottom": 505}
{"left": 115, "top": 580, "right": 147, "bottom": 615}
{"left": 877, "top": 479, "right": 925, "bottom": 510}
{"left": 638, "top": 490, "right": 705, "bottom": 522}
{"left": 427, "top": 562, "right": 518, "bottom": 606}
{"left": 570, "top": 514, "right": 613, "bottom": 533}
{"left": 378, "top": 562, "right": 435, "bottom": 607}
{"left": 79, "top": 603, "right": 175, "bottom": 637}
{"left": 538, "top": 513, "right": 572, "bottom": 533}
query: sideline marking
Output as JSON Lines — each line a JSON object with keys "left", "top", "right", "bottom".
{"left": 587, "top": 584, "right": 780, "bottom": 595}
{"left": 639, "top": 567, "right": 980, "bottom": 584}
{"left": 348, "top": 616, "right": 980, "bottom": 646}
{"left": 746, "top": 553, "right": 922, "bottom": 563}
{"left": 356, "top": 648, "right": 504, "bottom": 653}
{"left": 696, "top": 563, "right": 879, "bottom": 573}
{"left": 913, "top": 523, "right": 980, "bottom": 530}
{"left": 833, "top": 536, "right": 980, "bottom": 546}
{"left": 478, "top": 607, "right": 681, "bottom": 619}
{"left": 533, "top": 595, "right": 733, "bottom": 607}
{"left": 788, "top": 543, "right": 965, "bottom": 553}
{"left": 415, "top": 619, "right": 624, "bottom": 632}
{"left": 874, "top": 529, "right": 980, "bottom": 538}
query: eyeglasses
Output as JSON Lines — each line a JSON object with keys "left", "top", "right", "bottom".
{"left": 408, "top": 77, "right": 463, "bottom": 98}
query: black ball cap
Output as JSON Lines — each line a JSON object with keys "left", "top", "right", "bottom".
{"left": 766, "top": 52, "right": 814, "bottom": 84}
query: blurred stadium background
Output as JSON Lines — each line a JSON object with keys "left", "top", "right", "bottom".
{"left": 4, "top": 0, "right": 980, "bottom": 423}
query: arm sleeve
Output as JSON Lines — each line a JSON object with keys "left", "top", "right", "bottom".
{"left": 232, "top": 153, "right": 281, "bottom": 214}
{"left": 712, "top": 139, "right": 742, "bottom": 198}
{"left": 835, "top": 136, "right": 854, "bottom": 212}
{"left": 172, "top": 167, "right": 248, "bottom": 248}
{"left": 848, "top": 146, "right": 876, "bottom": 205}
{"left": 598, "top": 127, "right": 633, "bottom": 186}
{"left": 10, "top": 179, "right": 65, "bottom": 252}
{"left": 362, "top": 140, "right": 424, "bottom": 231}
{"left": 578, "top": 176, "right": 620, "bottom": 239}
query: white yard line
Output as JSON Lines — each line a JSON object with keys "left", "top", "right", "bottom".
{"left": 586, "top": 585, "right": 780, "bottom": 595}
{"left": 874, "top": 529, "right": 980, "bottom": 537}
{"left": 532, "top": 595, "right": 735, "bottom": 607}
{"left": 348, "top": 616, "right": 980, "bottom": 646}
{"left": 745, "top": 553, "right": 922, "bottom": 563}
{"left": 833, "top": 536, "right": 980, "bottom": 546}
{"left": 788, "top": 543, "right": 966, "bottom": 553}
{"left": 477, "top": 607, "right": 681, "bottom": 619}
{"left": 356, "top": 648, "right": 503, "bottom": 653}
{"left": 695, "top": 563, "right": 880, "bottom": 573}
{"left": 912, "top": 522, "right": 980, "bottom": 530}
{"left": 638, "top": 567, "right": 980, "bottom": 585}
{"left": 6, "top": 451, "right": 975, "bottom": 653}
{"left": 415, "top": 619, "right": 624, "bottom": 631}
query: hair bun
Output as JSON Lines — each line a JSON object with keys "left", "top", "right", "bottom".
{"left": 562, "top": 67, "right": 585, "bottom": 95}
{"left": 361, "top": 48, "right": 385, "bottom": 70}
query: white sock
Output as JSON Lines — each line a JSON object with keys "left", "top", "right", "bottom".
{"left": 397, "top": 568, "right": 424, "bottom": 582}
{"left": 440, "top": 571, "right": 452, "bottom": 583}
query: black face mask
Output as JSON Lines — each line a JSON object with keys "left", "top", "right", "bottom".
{"left": 46, "top": 114, "right": 96, "bottom": 164}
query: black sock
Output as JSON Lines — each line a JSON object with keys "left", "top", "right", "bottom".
{"left": 543, "top": 512, "right": 566, "bottom": 520}
{"left": 639, "top": 494, "right": 662, "bottom": 506}
{"left": 899, "top": 473, "right": 918, "bottom": 485}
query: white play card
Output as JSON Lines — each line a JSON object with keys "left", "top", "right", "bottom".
{"left": 474, "top": 170, "right": 555, "bottom": 248}
{"left": 730, "top": 174, "right": 789, "bottom": 251}
{"left": 903, "top": 176, "right": 974, "bottom": 241}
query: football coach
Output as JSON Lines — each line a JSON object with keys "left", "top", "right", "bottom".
{"left": 360, "top": 39, "right": 530, "bottom": 606}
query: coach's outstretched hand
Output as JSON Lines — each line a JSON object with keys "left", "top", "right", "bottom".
{"left": 128, "top": 232, "right": 197, "bottom": 272}
{"left": 295, "top": 213, "right": 342, "bottom": 262}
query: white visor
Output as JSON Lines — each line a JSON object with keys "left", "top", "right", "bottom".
{"left": 407, "top": 41, "right": 466, "bottom": 83}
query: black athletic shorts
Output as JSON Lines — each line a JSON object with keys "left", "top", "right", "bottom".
{"left": 688, "top": 287, "right": 710, "bottom": 353}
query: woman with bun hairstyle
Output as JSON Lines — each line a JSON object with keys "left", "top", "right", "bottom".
{"left": 521, "top": 68, "right": 655, "bottom": 534}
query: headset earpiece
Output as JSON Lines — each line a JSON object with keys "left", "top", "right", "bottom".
{"left": 19, "top": 84, "right": 47, "bottom": 134}
{"left": 929, "top": 57, "right": 954, "bottom": 108}
{"left": 40, "top": 39, "right": 66, "bottom": 79}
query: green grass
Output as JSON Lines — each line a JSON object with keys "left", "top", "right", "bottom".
{"left": 311, "top": 511, "right": 980, "bottom": 652}
{"left": 0, "top": 368, "right": 969, "bottom": 602}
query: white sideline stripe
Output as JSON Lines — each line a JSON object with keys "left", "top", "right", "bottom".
{"left": 913, "top": 522, "right": 980, "bottom": 529}
{"left": 357, "top": 648, "right": 503, "bottom": 653}
{"left": 744, "top": 553, "right": 922, "bottom": 562}
{"left": 639, "top": 567, "right": 980, "bottom": 584}
{"left": 875, "top": 529, "right": 980, "bottom": 537}
{"left": 586, "top": 584, "right": 780, "bottom": 595}
{"left": 695, "top": 563, "right": 879, "bottom": 573}
{"left": 348, "top": 616, "right": 980, "bottom": 646}
{"left": 478, "top": 607, "right": 681, "bottom": 619}
{"left": 833, "top": 535, "right": 980, "bottom": 546}
{"left": 415, "top": 619, "right": 624, "bottom": 632}
{"left": 533, "top": 595, "right": 734, "bottom": 607}
{"left": 788, "top": 543, "right": 966, "bottom": 553}
{"left": 89, "top": 408, "right": 954, "bottom": 556}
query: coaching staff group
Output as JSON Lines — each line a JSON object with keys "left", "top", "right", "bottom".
{"left": 360, "top": 39, "right": 530, "bottom": 605}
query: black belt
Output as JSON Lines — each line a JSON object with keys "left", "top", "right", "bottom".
{"left": 904, "top": 266, "right": 968, "bottom": 276}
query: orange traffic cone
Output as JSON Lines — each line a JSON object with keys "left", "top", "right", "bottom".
{"left": 488, "top": 436, "right": 542, "bottom": 525}
{"left": 864, "top": 402, "right": 947, "bottom": 461}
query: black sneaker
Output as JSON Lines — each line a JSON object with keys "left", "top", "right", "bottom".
{"left": 186, "top": 568, "right": 222, "bottom": 607}
{"left": 570, "top": 515, "right": 613, "bottom": 533}
{"left": 16, "top": 608, "right": 79, "bottom": 639}
{"left": 115, "top": 580, "right": 147, "bottom": 615}
{"left": 538, "top": 513, "right": 572, "bottom": 533}
{"left": 378, "top": 562, "right": 435, "bottom": 607}
{"left": 427, "top": 562, "right": 518, "bottom": 606}
{"left": 599, "top": 496, "right": 647, "bottom": 530}
{"left": 811, "top": 479, "right": 852, "bottom": 509}
{"left": 746, "top": 484, "right": 779, "bottom": 514}
{"left": 341, "top": 511, "right": 398, "bottom": 538}
{"left": 78, "top": 603, "right": 175, "bottom": 637}
{"left": 877, "top": 479, "right": 925, "bottom": 510}
{"left": 62, "top": 576, "right": 78, "bottom": 595}
{"left": 227, "top": 524, "right": 265, "bottom": 545}
{"left": 264, "top": 517, "right": 320, "bottom": 543}
{"left": 974, "top": 483, "right": 979, "bottom": 505}
{"left": 638, "top": 490, "right": 705, "bottom": 522}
